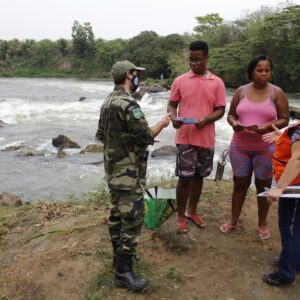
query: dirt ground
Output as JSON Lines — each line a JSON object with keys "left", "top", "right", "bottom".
{"left": 0, "top": 180, "right": 299, "bottom": 300}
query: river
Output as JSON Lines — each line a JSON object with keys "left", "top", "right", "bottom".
{"left": 0, "top": 78, "right": 298, "bottom": 201}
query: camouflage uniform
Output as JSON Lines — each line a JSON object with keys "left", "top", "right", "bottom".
{"left": 96, "top": 86, "right": 154, "bottom": 255}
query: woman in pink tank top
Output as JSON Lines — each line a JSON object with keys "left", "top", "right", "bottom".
{"left": 220, "top": 55, "right": 289, "bottom": 239}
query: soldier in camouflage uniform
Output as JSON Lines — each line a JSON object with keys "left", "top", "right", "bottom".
{"left": 96, "top": 60, "right": 170, "bottom": 291}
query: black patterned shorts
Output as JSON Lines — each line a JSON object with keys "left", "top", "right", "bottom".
{"left": 175, "top": 144, "right": 214, "bottom": 178}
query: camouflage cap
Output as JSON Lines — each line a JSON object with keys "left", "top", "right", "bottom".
{"left": 111, "top": 60, "right": 145, "bottom": 80}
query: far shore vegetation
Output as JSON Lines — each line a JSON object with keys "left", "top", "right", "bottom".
{"left": 0, "top": 4, "right": 299, "bottom": 92}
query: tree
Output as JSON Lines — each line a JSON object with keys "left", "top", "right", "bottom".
{"left": 56, "top": 38, "right": 70, "bottom": 57}
{"left": 0, "top": 40, "right": 9, "bottom": 60}
{"left": 19, "top": 39, "right": 36, "bottom": 59}
{"left": 71, "top": 21, "right": 96, "bottom": 58}
{"left": 159, "top": 34, "right": 185, "bottom": 53}
{"left": 96, "top": 38, "right": 127, "bottom": 71}
{"left": 209, "top": 42, "right": 252, "bottom": 87}
{"left": 246, "top": 5, "right": 300, "bottom": 91}
{"left": 124, "top": 31, "right": 164, "bottom": 78}
{"left": 123, "top": 31, "right": 186, "bottom": 78}
{"left": 167, "top": 49, "right": 190, "bottom": 78}
{"left": 31, "top": 39, "right": 57, "bottom": 66}
{"left": 193, "top": 13, "right": 243, "bottom": 48}
{"left": 193, "top": 13, "right": 224, "bottom": 38}
{"left": 6, "top": 39, "right": 22, "bottom": 60}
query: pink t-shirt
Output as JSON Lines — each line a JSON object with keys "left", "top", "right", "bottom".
{"left": 232, "top": 84, "right": 277, "bottom": 151}
{"left": 169, "top": 70, "right": 226, "bottom": 148}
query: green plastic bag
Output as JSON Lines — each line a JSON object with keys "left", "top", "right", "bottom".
{"left": 144, "top": 186, "right": 177, "bottom": 230}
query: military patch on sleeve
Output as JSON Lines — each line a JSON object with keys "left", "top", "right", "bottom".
{"left": 130, "top": 107, "right": 143, "bottom": 119}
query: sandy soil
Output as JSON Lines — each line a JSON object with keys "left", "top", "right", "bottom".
{"left": 0, "top": 181, "right": 299, "bottom": 300}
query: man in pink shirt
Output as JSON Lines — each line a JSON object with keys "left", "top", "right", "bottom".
{"left": 167, "top": 40, "right": 226, "bottom": 233}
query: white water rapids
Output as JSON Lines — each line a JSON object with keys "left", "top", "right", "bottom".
{"left": 0, "top": 77, "right": 297, "bottom": 201}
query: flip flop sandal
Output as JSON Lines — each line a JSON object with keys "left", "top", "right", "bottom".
{"left": 220, "top": 222, "right": 236, "bottom": 234}
{"left": 177, "top": 220, "right": 188, "bottom": 234}
{"left": 258, "top": 228, "right": 270, "bottom": 240}
{"left": 185, "top": 213, "right": 206, "bottom": 228}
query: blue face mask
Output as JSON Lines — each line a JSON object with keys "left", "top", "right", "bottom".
{"left": 131, "top": 75, "right": 140, "bottom": 92}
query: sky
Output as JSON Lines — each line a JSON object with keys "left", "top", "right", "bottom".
{"left": 0, "top": 0, "right": 299, "bottom": 41}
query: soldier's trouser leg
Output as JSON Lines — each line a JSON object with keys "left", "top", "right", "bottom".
{"left": 109, "top": 189, "right": 147, "bottom": 290}
{"left": 108, "top": 189, "right": 144, "bottom": 256}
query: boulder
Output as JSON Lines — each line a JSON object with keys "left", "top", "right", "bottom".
{"left": 131, "top": 91, "right": 145, "bottom": 101}
{"left": 3, "top": 144, "right": 43, "bottom": 157}
{"left": 289, "top": 105, "right": 300, "bottom": 119}
{"left": 0, "top": 120, "right": 6, "bottom": 127}
{"left": 52, "top": 135, "right": 80, "bottom": 149}
{"left": 159, "top": 81, "right": 172, "bottom": 90}
{"left": 151, "top": 145, "right": 176, "bottom": 157}
{"left": 154, "top": 214, "right": 197, "bottom": 253}
{"left": 57, "top": 148, "right": 67, "bottom": 158}
{"left": 80, "top": 144, "right": 103, "bottom": 154}
{"left": 0, "top": 192, "right": 22, "bottom": 207}
{"left": 16, "top": 150, "right": 44, "bottom": 157}
{"left": 78, "top": 97, "right": 87, "bottom": 102}
{"left": 131, "top": 84, "right": 167, "bottom": 101}
{"left": 4, "top": 144, "right": 26, "bottom": 151}
{"left": 140, "top": 84, "right": 167, "bottom": 94}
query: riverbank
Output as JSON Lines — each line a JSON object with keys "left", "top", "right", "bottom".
{"left": 1, "top": 180, "right": 299, "bottom": 299}
{"left": 1, "top": 72, "right": 300, "bottom": 95}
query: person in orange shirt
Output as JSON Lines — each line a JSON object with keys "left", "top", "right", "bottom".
{"left": 262, "top": 122, "right": 300, "bottom": 286}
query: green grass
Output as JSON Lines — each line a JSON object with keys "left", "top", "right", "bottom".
{"left": 84, "top": 246, "right": 166, "bottom": 298}
{"left": 83, "top": 184, "right": 111, "bottom": 206}
{"left": 0, "top": 205, "right": 31, "bottom": 229}
{"left": 0, "top": 205, "right": 32, "bottom": 245}
{"left": 84, "top": 249, "right": 115, "bottom": 299}
{"left": 165, "top": 266, "right": 184, "bottom": 286}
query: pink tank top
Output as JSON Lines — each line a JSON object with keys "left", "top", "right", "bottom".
{"left": 232, "top": 84, "right": 277, "bottom": 151}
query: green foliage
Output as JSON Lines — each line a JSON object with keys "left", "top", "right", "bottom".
{"left": 0, "top": 205, "right": 32, "bottom": 244}
{"left": 0, "top": 5, "right": 299, "bottom": 90}
{"left": 31, "top": 39, "right": 58, "bottom": 66}
{"left": 70, "top": 56, "right": 109, "bottom": 78}
{"left": 193, "top": 13, "right": 235, "bottom": 47}
{"left": 247, "top": 5, "right": 300, "bottom": 90}
{"left": 56, "top": 38, "right": 71, "bottom": 57}
{"left": 124, "top": 31, "right": 165, "bottom": 78}
{"left": 83, "top": 184, "right": 110, "bottom": 206}
{"left": 207, "top": 22, "right": 246, "bottom": 48}
{"left": 165, "top": 266, "right": 181, "bottom": 281}
{"left": 194, "top": 13, "right": 224, "bottom": 37}
{"left": 190, "top": 4, "right": 300, "bottom": 91}
{"left": 0, "top": 39, "right": 36, "bottom": 62}
{"left": 242, "top": 7, "right": 275, "bottom": 42}
{"left": 83, "top": 248, "right": 114, "bottom": 299}
{"left": 0, "top": 40, "right": 8, "bottom": 60}
{"left": 167, "top": 49, "right": 190, "bottom": 78}
{"left": 72, "top": 20, "right": 96, "bottom": 58}
{"left": 124, "top": 31, "right": 185, "bottom": 79}
{"left": 159, "top": 33, "right": 186, "bottom": 52}
{"left": 209, "top": 42, "right": 252, "bottom": 87}
{"left": 96, "top": 38, "right": 127, "bottom": 71}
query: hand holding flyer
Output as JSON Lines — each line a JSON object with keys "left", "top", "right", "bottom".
{"left": 242, "top": 124, "right": 259, "bottom": 131}
{"left": 258, "top": 186, "right": 300, "bottom": 199}
{"left": 173, "top": 117, "right": 197, "bottom": 124}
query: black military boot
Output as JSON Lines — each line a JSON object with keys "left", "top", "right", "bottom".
{"left": 114, "top": 252, "right": 148, "bottom": 291}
